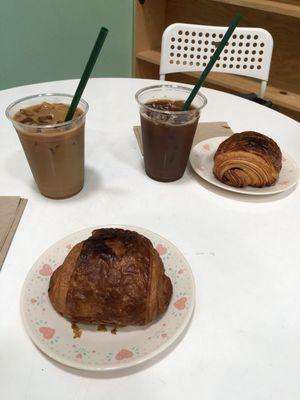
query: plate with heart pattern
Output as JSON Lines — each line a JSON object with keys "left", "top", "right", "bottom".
{"left": 21, "top": 225, "right": 195, "bottom": 371}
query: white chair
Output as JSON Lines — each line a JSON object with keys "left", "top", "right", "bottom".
{"left": 160, "top": 23, "right": 273, "bottom": 98}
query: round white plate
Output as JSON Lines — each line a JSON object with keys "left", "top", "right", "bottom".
{"left": 190, "top": 136, "right": 299, "bottom": 195}
{"left": 21, "top": 225, "right": 195, "bottom": 371}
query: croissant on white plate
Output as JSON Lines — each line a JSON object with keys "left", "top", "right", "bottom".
{"left": 213, "top": 131, "right": 282, "bottom": 188}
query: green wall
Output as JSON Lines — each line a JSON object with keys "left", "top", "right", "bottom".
{"left": 0, "top": 0, "right": 134, "bottom": 90}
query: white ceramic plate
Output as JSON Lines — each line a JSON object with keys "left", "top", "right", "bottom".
{"left": 21, "top": 225, "right": 195, "bottom": 371}
{"left": 190, "top": 136, "right": 299, "bottom": 195}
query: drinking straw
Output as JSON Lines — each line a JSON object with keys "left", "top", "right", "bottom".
{"left": 182, "top": 14, "right": 241, "bottom": 111}
{"left": 65, "top": 27, "right": 109, "bottom": 121}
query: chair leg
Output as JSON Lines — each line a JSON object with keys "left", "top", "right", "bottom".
{"left": 259, "top": 81, "right": 267, "bottom": 98}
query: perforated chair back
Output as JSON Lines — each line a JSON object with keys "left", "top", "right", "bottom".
{"left": 160, "top": 23, "right": 273, "bottom": 98}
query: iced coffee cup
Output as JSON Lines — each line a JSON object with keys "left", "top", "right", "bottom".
{"left": 135, "top": 85, "right": 207, "bottom": 182}
{"left": 6, "top": 93, "right": 89, "bottom": 199}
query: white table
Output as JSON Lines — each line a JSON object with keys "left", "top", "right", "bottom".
{"left": 1, "top": 78, "right": 300, "bottom": 400}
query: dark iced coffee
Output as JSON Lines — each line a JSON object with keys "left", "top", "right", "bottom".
{"left": 141, "top": 100, "right": 198, "bottom": 182}
{"left": 136, "top": 85, "right": 206, "bottom": 182}
{"left": 6, "top": 94, "right": 88, "bottom": 199}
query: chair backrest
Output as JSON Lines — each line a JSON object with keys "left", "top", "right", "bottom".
{"left": 160, "top": 23, "right": 273, "bottom": 97}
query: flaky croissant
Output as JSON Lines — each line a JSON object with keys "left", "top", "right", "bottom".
{"left": 213, "top": 131, "right": 282, "bottom": 188}
{"left": 49, "top": 228, "right": 173, "bottom": 326}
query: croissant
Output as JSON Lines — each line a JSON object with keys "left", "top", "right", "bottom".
{"left": 213, "top": 131, "right": 282, "bottom": 188}
{"left": 48, "top": 228, "right": 173, "bottom": 326}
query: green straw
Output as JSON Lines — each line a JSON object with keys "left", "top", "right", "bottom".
{"left": 65, "top": 27, "right": 109, "bottom": 121}
{"left": 182, "top": 14, "right": 241, "bottom": 111}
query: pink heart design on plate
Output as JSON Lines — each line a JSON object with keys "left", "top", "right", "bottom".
{"left": 178, "top": 268, "right": 184, "bottom": 274}
{"left": 174, "top": 296, "right": 187, "bottom": 310}
{"left": 203, "top": 143, "right": 210, "bottom": 151}
{"left": 115, "top": 349, "right": 133, "bottom": 361}
{"left": 76, "top": 353, "right": 82, "bottom": 359}
{"left": 31, "top": 298, "right": 37, "bottom": 304}
{"left": 39, "top": 264, "right": 53, "bottom": 276}
{"left": 39, "top": 327, "right": 55, "bottom": 339}
{"left": 161, "top": 333, "right": 167, "bottom": 338}
{"left": 156, "top": 244, "right": 168, "bottom": 256}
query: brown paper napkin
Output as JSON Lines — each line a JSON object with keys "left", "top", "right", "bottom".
{"left": 0, "top": 196, "right": 27, "bottom": 270}
{"left": 133, "top": 121, "right": 234, "bottom": 155}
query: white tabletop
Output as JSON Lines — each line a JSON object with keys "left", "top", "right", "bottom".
{"left": 1, "top": 78, "right": 300, "bottom": 400}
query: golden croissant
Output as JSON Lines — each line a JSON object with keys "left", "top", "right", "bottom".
{"left": 49, "top": 228, "right": 173, "bottom": 326}
{"left": 213, "top": 131, "right": 282, "bottom": 188}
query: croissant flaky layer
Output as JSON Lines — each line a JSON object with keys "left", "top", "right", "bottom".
{"left": 48, "top": 228, "right": 173, "bottom": 326}
{"left": 213, "top": 131, "right": 282, "bottom": 188}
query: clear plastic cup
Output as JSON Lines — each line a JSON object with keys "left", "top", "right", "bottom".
{"left": 135, "top": 84, "right": 207, "bottom": 182}
{"left": 6, "top": 93, "right": 89, "bottom": 199}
